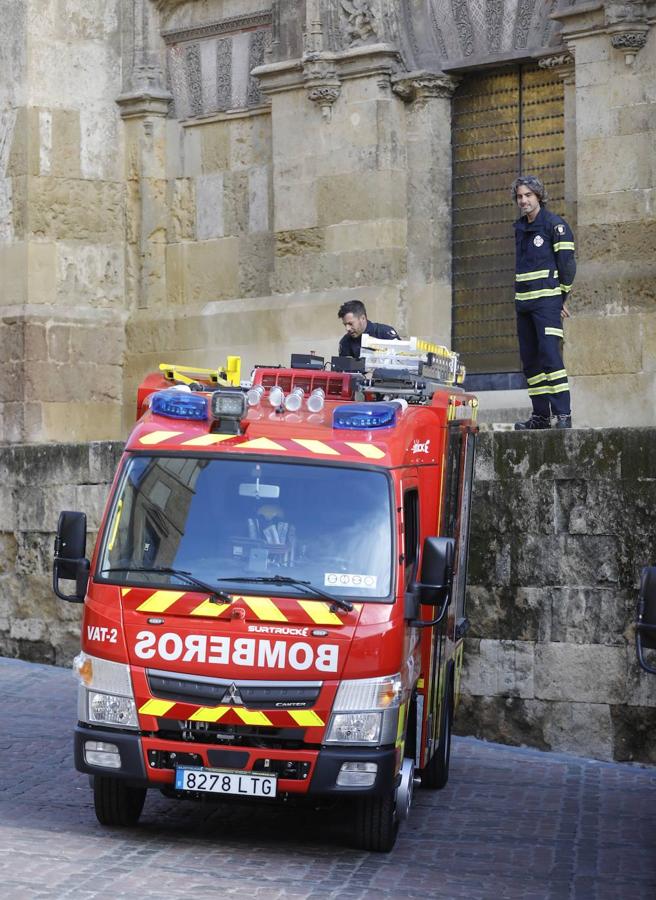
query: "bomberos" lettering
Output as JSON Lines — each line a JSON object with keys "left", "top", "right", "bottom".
{"left": 134, "top": 630, "right": 339, "bottom": 672}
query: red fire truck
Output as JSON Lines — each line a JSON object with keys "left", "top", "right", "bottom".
{"left": 53, "top": 337, "right": 477, "bottom": 851}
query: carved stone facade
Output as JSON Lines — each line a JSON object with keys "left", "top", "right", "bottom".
{"left": 0, "top": 0, "right": 654, "bottom": 444}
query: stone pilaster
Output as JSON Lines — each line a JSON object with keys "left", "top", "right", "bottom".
{"left": 392, "top": 71, "right": 460, "bottom": 344}
{"left": 551, "top": 2, "right": 656, "bottom": 426}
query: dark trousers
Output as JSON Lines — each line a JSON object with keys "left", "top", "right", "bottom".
{"left": 516, "top": 301, "right": 570, "bottom": 418}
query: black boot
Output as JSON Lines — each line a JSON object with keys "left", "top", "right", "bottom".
{"left": 514, "top": 414, "right": 551, "bottom": 430}
{"left": 555, "top": 415, "right": 572, "bottom": 429}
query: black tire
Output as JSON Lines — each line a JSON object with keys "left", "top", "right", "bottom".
{"left": 93, "top": 776, "right": 146, "bottom": 826}
{"left": 421, "top": 679, "right": 453, "bottom": 790}
{"left": 353, "top": 791, "right": 399, "bottom": 853}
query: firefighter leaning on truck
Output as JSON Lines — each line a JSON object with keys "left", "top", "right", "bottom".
{"left": 512, "top": 174, "right": 576, "bottom": 431}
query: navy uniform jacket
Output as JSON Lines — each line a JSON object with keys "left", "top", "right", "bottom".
{"left": 514, "top": 206, "right": 576, "bottom": 308}
{"left": 338, "top": 320, "right": 399, "bottom": 358}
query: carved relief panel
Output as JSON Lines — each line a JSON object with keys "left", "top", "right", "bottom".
{"left": 163, "top": 11, "right": 272, "bottom": 119}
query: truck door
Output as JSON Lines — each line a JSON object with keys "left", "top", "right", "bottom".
{"left": 442, "top": 423, "right": 476, "bottom": 703}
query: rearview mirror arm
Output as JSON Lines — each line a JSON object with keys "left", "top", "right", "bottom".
{"left": 409, "top": 580, "right": 452, "bottom": 629}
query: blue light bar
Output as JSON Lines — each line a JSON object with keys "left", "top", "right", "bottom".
{"left": 333, "top": 403, "right": 397, "bottom": 430}
{"left": 151, "top": 390, "right": 208, "bottom": 421}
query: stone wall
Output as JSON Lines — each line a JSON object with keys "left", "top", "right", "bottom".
{"left": 2, "top": 430, "right": 655, "bottom": 762}
{"left": 457, "top": 427, "right": 656, "bottom": 764}
{"left": 0, "top": 0, "right": 126, "bottom": 445}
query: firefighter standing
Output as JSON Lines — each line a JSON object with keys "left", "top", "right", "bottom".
{"left": 512, "top": 175, "right": 576, "bottom": 430}
{"left": 337, "top": 299, "right": 399, "bottom": 358}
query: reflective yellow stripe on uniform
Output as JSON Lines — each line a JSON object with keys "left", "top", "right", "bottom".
{"left": 515, "top": 287, "right": 563, "bottom": 301}
{"left": 553, "top": 241, "right": 575, "bottom": 252}
{"left": 528, "top": 383, "right": 570, "bottom": 396}
{"left": 545, "top": 328, "right": 564, "bottom": 338}
{"left": 526, "top": 371, "right": 547, "bottom": 386}
{"left": 547, "top": 369, "right": 567, "bottom": 380}
{"left": 515, "top": 269, "right": 551, "bottom": 282}
{"left": 560, "top": 283, "right": 573, "bottom": 293}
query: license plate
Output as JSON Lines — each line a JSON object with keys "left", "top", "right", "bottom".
{"left": 174, "top": 766, "right": 277, "bottom": 798}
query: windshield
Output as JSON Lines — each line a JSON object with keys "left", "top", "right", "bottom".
{"left": 98, "top": 455, "right": 393, "bottom": 600}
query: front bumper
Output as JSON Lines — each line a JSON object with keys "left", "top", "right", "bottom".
{"left": 74, "top": 725, "right": 398, "bottom": 797}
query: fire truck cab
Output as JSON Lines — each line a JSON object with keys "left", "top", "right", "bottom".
{"left": 53, "top": 337, "right": 477, "bottom": 852}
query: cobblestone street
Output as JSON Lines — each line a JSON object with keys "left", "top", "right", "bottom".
{"left": 1, "top": 656, "right": 655, "bottom": 900}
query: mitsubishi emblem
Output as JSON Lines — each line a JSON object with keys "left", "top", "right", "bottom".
{"left": 222, "top": 682, "right": 243, "bottom": 705}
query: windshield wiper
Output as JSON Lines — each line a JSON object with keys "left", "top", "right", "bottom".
{"left": 216, "top": 575, "right": 354, "bottom": 613}
{"left": 100, "top": 566, "right": 233, "bottom": 605}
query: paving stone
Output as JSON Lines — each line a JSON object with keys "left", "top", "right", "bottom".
{"left": 1, "top": 656, "right": 655, "bottom": 899}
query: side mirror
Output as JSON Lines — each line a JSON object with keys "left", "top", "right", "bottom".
{"left": 636, "top": 565, "right": 656, "bottom": 674}
{"left": 53, "top": 511, "right": 89, "bottom": 603}
{"left": 417, "top": 536, "right": 455, "bottom": 606}
{"left": 410, "top": 537, "right": 455, "bottom": 627}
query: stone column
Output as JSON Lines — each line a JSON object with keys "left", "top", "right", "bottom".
{"left": 392, "top": 71, "right": 459, "bottom": 345}
{"left": 553, "top": 2, "right": 656, "bottom": 427}
{"left": 116, "top": 0, "right": 172, "bottom": 435}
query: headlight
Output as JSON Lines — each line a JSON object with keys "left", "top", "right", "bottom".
{"left": 87, "top": 692, "right": 138, "bottom": 728}
{"left": 325, "top": 675, "right": 402, "bottom": 745}
{"left": 74, "top": 652, "right": 138, "bottom": 729}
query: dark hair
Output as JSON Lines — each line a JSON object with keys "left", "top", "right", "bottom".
{"left": 338, "top": 299, "right": 367, "bottom": 320}
{"left": 511, "top": 174, "right": 548, "bottom": 204}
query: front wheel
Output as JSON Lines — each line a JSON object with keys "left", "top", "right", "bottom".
{"left": 421, "top": 680, "right": 453, "bottom": 790}
{"left": 353, "top": 791, "right": 399, "bottom": 852}
{"left": 93, "top": 776, "right": 146, "bottom": 826}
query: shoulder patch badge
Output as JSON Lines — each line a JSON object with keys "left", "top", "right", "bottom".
{"left": 533, "top": 235, "right": 544, "bottom": 247}
{"left": 556, "top": 224, "right": 565, "bottom": 234}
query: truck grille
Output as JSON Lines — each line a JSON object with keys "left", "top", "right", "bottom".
{"left": 147, "top": 670, "right": 322, "bottom": 709}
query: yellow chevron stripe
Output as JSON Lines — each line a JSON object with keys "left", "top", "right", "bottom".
{"left": 395, "top": 701, "right": 407, "bottom": 749}
{"left": 345, "top": 442, "right": 385, "bottom": 460}
{"left": 242, "top": 596, "right": 288, "bottom": 622}
{"left": 288, "top": 709, "right": 325, "bottom": 727}
{"left": 298, "top": 600, "right": 343, "bottom": 625}
{"left": 121, "top": 588, "right": 132, "bottom": 597}
{"left": 235, "top": 437, "right": 286, "bottom": 451}
{"left": 139, "top": 699, "right": 175, "bottom": 716}
{"left": 136, "top": 590, "right": 186, "bottom": 613}
{"left": 188, "top": 706, "right": 229, "bottom": 723}
{"left": 182, "top": 434, "right": 235, "bottom": 446}
{"left": 292, "top": 439, "right": 339, "bottom": 456}
{"left": 515, "top": 269, "right": 550, "bottom": 281}
{"left": 139, "top": 430, "right": 183, "bottom": 445}
{"left": 189, "top": 599, "right": 232, "bottom": 617}
{"left": 234, "top": 708, "right": 273, "bottom": 726}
